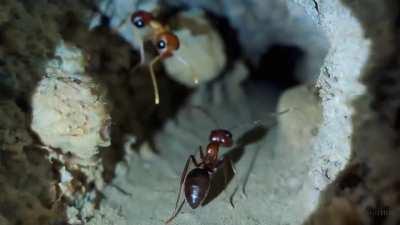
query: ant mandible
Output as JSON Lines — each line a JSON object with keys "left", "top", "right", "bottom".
{"left": 129, "top": 10, "right": 199, "bottom": 105}
{"left": 164, "top": 129, "right": 235, "bottom": 224}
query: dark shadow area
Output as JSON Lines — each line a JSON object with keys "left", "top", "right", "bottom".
{"left": 202, "top": 126, "right": 268, "bottom": 206}
{"left": 248, "top": 44, "right": 305, "bottom": 90}
{"left": 0, "top": 145, "right": 67, "bottom": 224}
{"left": 204, "top": 10, "right": 243, "bottom": 77}
{"left": 61, "top": 10, "right": 192, "bottom": 182}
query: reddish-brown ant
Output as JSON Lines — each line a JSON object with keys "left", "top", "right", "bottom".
{"left": 164, "top": 107, "right": 292, "bottom": 224}
{"left": 164, "top": 127, "right": 236, "bottom": 224}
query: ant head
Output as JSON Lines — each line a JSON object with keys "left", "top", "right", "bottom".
{"left": 209, "top": 129, "right": 233, "bottom": 147}
{"left": 131, "top": 10, "right": 154, "bottom": 28}
{"left": 154, "top": 32, "right": 180, "bottom": 59}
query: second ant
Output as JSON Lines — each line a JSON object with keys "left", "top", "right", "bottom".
{"left": 124, "top": 10, "right": 199, "bottom": 104}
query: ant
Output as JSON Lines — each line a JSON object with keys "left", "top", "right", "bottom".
{"left": 164, "top": 107, "right": 292, "bottom": 224}
{"left": 90, "top": 7, "right": 198, "bottom": 104}
{"left": 126, "top": 10, "right": 199, "bottom": 104}
{"left": 164, "top": 128, "right": 236, "bottom": 224}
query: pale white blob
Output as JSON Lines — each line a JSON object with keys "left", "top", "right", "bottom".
{"left": 31, "top": 41, "right": 111, "bottom": 163}
{"left": 163, "top": 9, "right": 226, "bottom": 87}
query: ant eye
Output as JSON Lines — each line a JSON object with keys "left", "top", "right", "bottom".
{"left": 133, "top": 17, "right": 145, "bottom": 28}
{"left": 131, "top": 11, "right": 153, "bottom": 28}
{"left": 154, "top": 32, "right": 179, "bottom": 58}
{"left": 157, "top": 40, "right": 166, "bottom": 50}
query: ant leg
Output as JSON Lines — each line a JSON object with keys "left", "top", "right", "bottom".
{"left": 241, "top": 143, "right": 262, "bottom": 198}
{"left": 218, "top": 156, "right": 236, "bottom": 208}
{"left": 165, "top": 199, "right": 185, "bottom": 225}
{"left": 166, "top": 154, "right": 197, "bottom": 224}
{"left": 221, "top": 156, "right": 237, "bottom": 185}
{"left": 176, "top": 156, "right": 192, "bottom": 207}
{"left": 198, "top": 146, "right": 205, "bottom": 161}
{"left": 148, "top": 55, "right": 162, "bottom": 104}
{"left": 190, "top": 154, "right": 201, "bottom": 167}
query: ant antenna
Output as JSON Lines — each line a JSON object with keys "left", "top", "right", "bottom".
{"left": 188, "top": 105, "right": 221, "bottom": 128}
{"left": 228, "top": 108, "right": 291, "bottom": 132}
{"left": 187, "top": 106, "right": 291, "bottom": 132}
{"left": 149, "top": 55, "right": 162, "bottom": 104}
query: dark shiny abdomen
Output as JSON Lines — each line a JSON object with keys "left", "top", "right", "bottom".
{"left": 184, "top": 168, "right": 210, "bottom": 209}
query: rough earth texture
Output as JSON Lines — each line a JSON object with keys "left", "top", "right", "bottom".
{"left": 1, "top": 0, "right": 400, "bottom": 225}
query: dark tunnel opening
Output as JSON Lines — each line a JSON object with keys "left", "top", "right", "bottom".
{"left": 249, "top": 44, "right": 305, "bottom": 90}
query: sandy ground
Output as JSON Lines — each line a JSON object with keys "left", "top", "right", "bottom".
{"left": 95, "top": 62, "right": 324, "bottom": 225}
{"left": 3, "top": 0, "right": 395, "bottom": 224}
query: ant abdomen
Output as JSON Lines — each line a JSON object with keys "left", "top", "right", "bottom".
{"left": 184, "top": 168, "right": 211, "bottom": 209}
{"left": 165, "top": 124, "right": 235, "bottom": 223}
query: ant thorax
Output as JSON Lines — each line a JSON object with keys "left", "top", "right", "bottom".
{"left": 149, "top": 20, "right": 166, "bottom": 34}
{"left": 204, "top": 142, "right": 219, "bottom": 164}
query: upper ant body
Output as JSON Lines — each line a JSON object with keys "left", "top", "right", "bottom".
{"left": 128, "top": 10, "right": 198, "bottom": 104}
{"left": 130, "top": 10, "right": 180, "bottom": 59}
{"left": 92, "top": 8, "right": 198, "bottom": 104}
{"left": 165, "top": 129, "right": 235, "bottom": 224}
